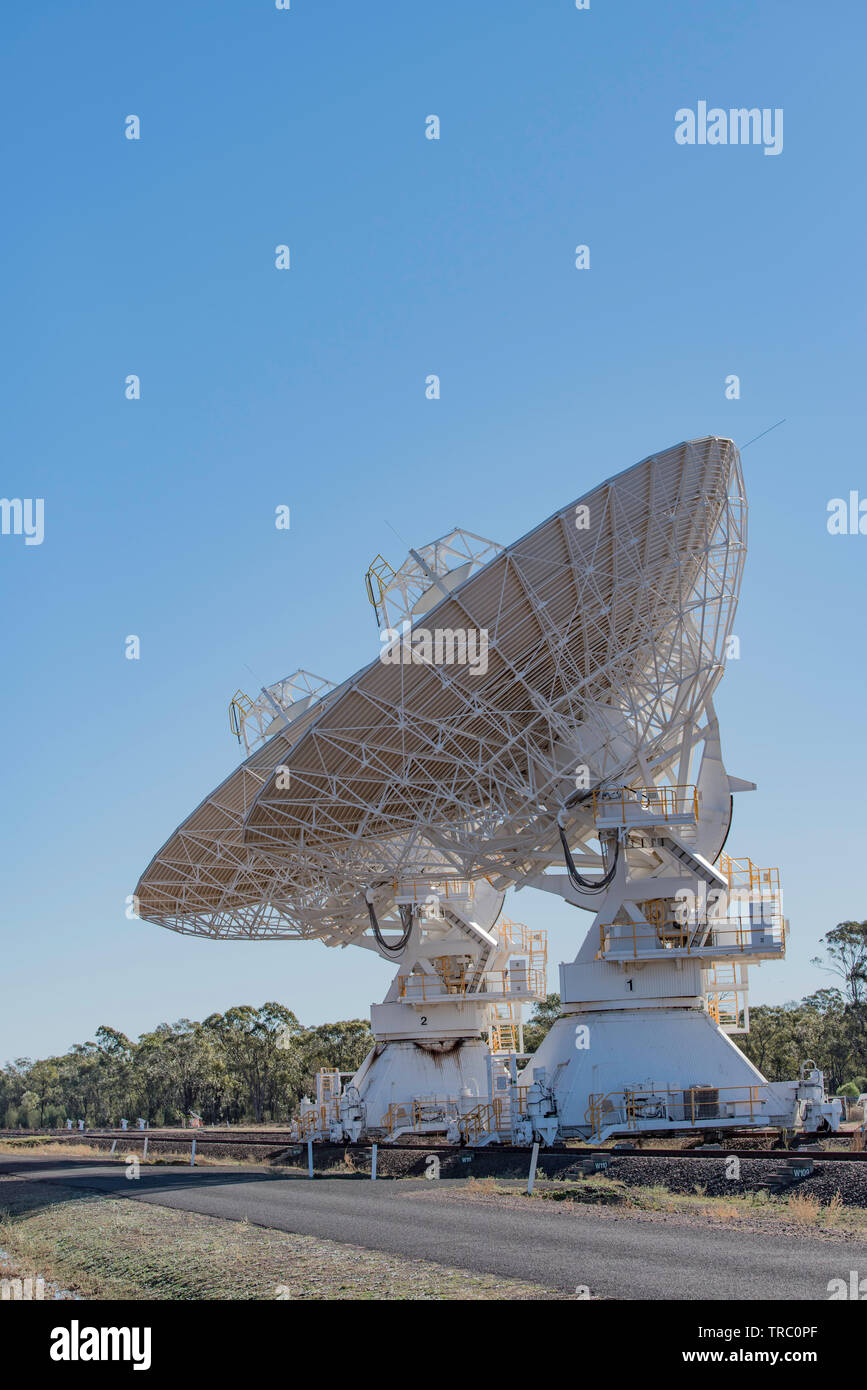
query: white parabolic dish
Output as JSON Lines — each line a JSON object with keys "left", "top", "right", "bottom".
{"left": 135, "top": 436, "right": 745, "bottom": 943}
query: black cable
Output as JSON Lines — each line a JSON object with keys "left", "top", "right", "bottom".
{"left": 558, "top": 821, "right": 620, "bottom": 894}
{"left": 366, "top": 896, "right": 413, "bottom": 952}
{"left": 712, "top": 795, "right": 735, "bottom": 865}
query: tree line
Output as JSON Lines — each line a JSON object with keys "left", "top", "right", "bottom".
{"left": 0, "top": 1006, "right": 372, "bottom": 1129}
{"left": 738, "top": 919, "right": 867, "bottom": 1093}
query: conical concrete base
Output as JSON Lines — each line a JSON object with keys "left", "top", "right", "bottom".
{"left": 352, "top": 1037, "right": 492, "bottom": 1137}
{"left": 524, "top": 1006, "right": 793, "bottom": 1139}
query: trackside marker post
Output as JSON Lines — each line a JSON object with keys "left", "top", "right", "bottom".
{"left": 307, "top": 1138, "right": 314, "bottom": 1178}
{"left": 527, "top": 1141, "right": 540, "bottom": 1194}
{"left": 143, "top": 1137, "right": 149, "bottom": 1160}
{"left": 371, "top": 1143, "right": 378, "bottom": 1180}
{"left": 190, "top": 1139, "right": 197, "bottom": 1167}
{"left": 109, "top": 1139, "right": 117, "bottom": 1156}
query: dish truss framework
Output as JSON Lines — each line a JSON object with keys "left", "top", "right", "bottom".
{"left": 134, "top": 437, "right": 841, "bottom": 1145}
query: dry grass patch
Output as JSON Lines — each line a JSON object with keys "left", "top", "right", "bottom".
{"left": 0, "top": 1139, "right": 273, "bottom": 1169}
{"left": 0, "top": 1141, "right": 104, "bottom": 1158}
{"left": 0, "top": 1176, "right": 564, "bottom": 1301}
{"left": 787, "top": 1191, "right": 822, "bottom": 1225}
{"left": 446, "top": 1173, "right": 867, "bottom": 1240}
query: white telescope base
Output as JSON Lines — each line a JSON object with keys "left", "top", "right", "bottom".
{"left": 525, "top": 1006, "right": 800, "bottom": 1141}
{"left": 351, "top": 1036, "right": 492, "bottom": 1140}
{"left": 335, "top": 891, "right": 540, "bottom": 1142}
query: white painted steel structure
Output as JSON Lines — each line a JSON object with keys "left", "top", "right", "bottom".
{"left": 135, "top": 437, "right": 838, "bottom": 1144}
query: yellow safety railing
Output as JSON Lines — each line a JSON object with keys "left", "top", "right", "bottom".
{"left": 380, "top": 1098, "right": 460, "bottom": 1137}
{"left": 459, "top": 1099, "right": 505, "bottom": 1144}
{"left": 228, "top": 689, "right": 254, "bottom": 741}
{"left": 705, "top": 963, "right": 745, "bottom": 1028}
{"left": 706, "top": 962, "right": 740, "bottom": 990}
{"left": 497, "top": 920, "right": 548, "bottom": 972}
{"left": 635, "top": 899, "right": 664, "bottom": 932}
{"left": 585, "top": 1093, "right": 605, "bottom": 1138}
{"left": 592, "top": 785, "right": 699, "bottom": 825}
{"left": 497, "top": 919, "right": 545, "bottom": 952}
{"left": 585, "top": 1083, "right": 765, "bottom": 1140}
{"left": 717, "top": 854, "right": 780, "bottom": 896}
{"left": 483, "top": 967, "right": 546, "bottom": 999}
{"left": 296, "top": 1104, "right": 331, "bottom": 1138}
{"left": 394, "top": 878, "right": 476, "bottom": 903}
{"left": 381, "top": 1103, "right": 414, "bottom": 1138}
{"left": 707, "top": 992, "right": 742, "bottom": 1029}
{"left": 490, "top": 1022, "right": 518, "bottom": 1052}
{"left": 365, "top": 554, "right": 395, "bottom": 623}
{"left": 382, "top": 1093, "right": 523, "bottom": 1143}
{"left": 432, "top": 955, "right": 469, "bottom": 987}
{"left": 489, "top": 1002, "right": 519, "bottom": 1052}
{"left": 383, "top": 1084, "right": 525, "bottom": 1139}
{"left": 598, "top": 915, "right": 784, "bottom": 960}
{"left": 398, "top": 969, "right": 466, "bottom": 1000}
{"left": 397, "top": 966, "right": 546, "bottom": 1001}
{"left": 316, "top": 1068, "right": 341, "bottom": 1103}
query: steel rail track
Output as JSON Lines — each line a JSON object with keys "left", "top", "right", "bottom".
{"left": 4, "top": 1130, "right": 865, "bottom": 1162}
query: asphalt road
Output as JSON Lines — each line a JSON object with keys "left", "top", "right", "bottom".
{"left": 2, "top": 1155, "right": 861, "bottom": 1300}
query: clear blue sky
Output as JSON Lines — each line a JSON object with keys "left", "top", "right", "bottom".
{"left": 2, "top": 0, "right": 865, "bottom": 1061}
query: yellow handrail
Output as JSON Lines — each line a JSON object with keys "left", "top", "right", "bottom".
{"left": 458, "top": 1098, "right": 505, "bottom": 1143}
{"left": 717, "top": 853, "right": 780, "bottom": 894}
{"left": 591, "top": 785, "right": 699, "bottom": 824}
{"left": 228, "top": 689, "right": 254, "bottom": 740}
{"left": 393, "top": 878, "right": 476, "bottom": 903}
{"left": 598, "top": 915, "right": 784, "bottom": 959}
{"left": 397, "top": 967, "right": 546, "bottom": 1001}
{"left": 585, "top": 1083, "right": 764, "bottom": 1139}
{"left": 365, "top": 555, "right": 395, "bottom": 619}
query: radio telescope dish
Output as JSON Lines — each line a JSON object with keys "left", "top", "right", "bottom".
{"left": 137, "top": 436, "right": 744, "bottom": 937}
{"left": 134, "top": 437, "right": 839, "bottom": 1145}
